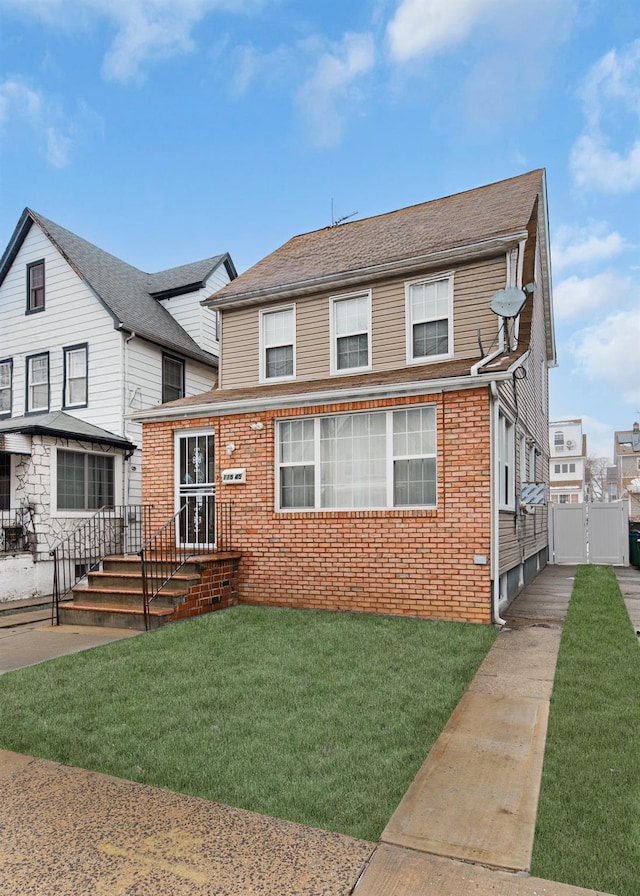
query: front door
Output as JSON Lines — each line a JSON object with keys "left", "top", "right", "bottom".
{"left": 176, "top": 432, "right": 216, "bottom": 549}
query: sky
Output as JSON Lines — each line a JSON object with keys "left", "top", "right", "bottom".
{"left": 0, "top": 0, "right": 638, "bottom": 463}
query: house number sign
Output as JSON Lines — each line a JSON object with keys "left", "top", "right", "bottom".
{"left": 221, "top": 468, "right": 246, "bottom": 484}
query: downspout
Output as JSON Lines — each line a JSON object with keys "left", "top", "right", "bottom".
{"left": 490, "top": 381, "right": 506, "bottom": 626}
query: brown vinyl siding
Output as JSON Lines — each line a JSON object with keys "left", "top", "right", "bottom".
{"left": 220, "top": 255, "right": 507, "bottom": 389}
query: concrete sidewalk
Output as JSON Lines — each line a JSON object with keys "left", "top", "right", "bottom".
{"left": 0, "top": 564, "right": 633, "bottom": 895}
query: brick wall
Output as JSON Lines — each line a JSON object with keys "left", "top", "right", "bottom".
{"left": 172, "top": 555, "right": 240, "bottom": 621}
{"left": 142, "top": 387, "right": 493, "bottom": 623}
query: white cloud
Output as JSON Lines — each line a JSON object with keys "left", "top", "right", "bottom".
{"left": 554, "top": 271, "right": 635, "bottom": 320}
{"left": 0, "top": 78, "right": 73, "bottom": 166}
{"left": 571, "top": 308, "right": 640, "bottom": 403}
{"left": 386, "top": 0, "right": 500, "bottom": 62}
{"left": 296, "top": 33, "right": 375, "bottom": 147}
{"left": 0, "top": 0, "right": 260, "bottom": 83}
{"left": 570, "top": 40, "right": 640, "bottom": 192}
{"left": 552, "top": 223, "right": 627, "bottom": 273}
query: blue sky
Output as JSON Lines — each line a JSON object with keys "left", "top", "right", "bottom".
{"left": 0, "top": 0, "right": 638, "bottom": 461}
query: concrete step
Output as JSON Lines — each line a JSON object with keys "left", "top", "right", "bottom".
{"left": 68, "top": 586, "right": 186, "bottom": 609}
{"left": 0, "top": 599, "right": 52, "bottom": 628}
{"left": 58, "top": 602, "right": 174, "bottom": 631}
{"left": 86, "top": 571, "right": 199, "bottom": 593}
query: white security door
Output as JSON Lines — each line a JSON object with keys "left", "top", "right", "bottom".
{"left": 176, "top": 432, "right": 216, "bottom": 549}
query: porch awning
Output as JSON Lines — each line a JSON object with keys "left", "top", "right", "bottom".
{"left": 0, "top": 412, "right": 136, "bottom": 453}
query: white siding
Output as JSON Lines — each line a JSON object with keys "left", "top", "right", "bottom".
{"left": 158, "top": 264, "right": 231, "bottom": 355}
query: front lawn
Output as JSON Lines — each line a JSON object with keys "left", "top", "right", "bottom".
{"left": 0, "top": 605, "right": 495, "bottom": 841}
{"left": 531, "top": 565, "right": 640, "bottom": 896}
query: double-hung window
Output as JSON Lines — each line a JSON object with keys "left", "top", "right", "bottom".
{"left": 63, "top": 344, "right": 88, "bottom": 408}
{"left": 406, "top": 275, "right": 453, "bottom": 363}
{"left": 27, "top": 260, "right": 45, "bottom": 313}
{"left": 0, "top": 359, "right": 12, "bottom": 416}
{"left": 162, "top": 354, "right": 185, "bottom": 403}
{"left": 331, "top": 292, "right": 371, "bottom": 374}
{"left": 554, "top": 430, "right": 564, "bottom": 451}
{"left": 277, "top": 406, "right": 437, "bottom": 510}
{"left": 498, "top": 412, "right": 515, "bottom": 508}
{"left": 56, "top": 450, "right": 114, "bottom": 511}
{"left": 26, "top": 352, "right": 49, "bottom": 413}
{"left": 260, "top": 306, "right": 295, "bottom": 381}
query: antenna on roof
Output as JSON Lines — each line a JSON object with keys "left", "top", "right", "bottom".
{"left": 330, "top": 198, "right": 358, "bottom": 227}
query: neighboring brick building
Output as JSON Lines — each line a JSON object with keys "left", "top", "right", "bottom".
{"left": 137, "top": 170, "right": 556, "bottom": 624}
{"left": 614, "top": 422, "right": 640, "bottom": 521}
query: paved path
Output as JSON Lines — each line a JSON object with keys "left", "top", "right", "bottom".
{"left": 1, "top": 564, "right": 635, "bottom": 895}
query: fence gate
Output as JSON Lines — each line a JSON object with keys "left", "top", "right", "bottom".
{"left": 549, "top": 501, "right": 629, "bottom": 565}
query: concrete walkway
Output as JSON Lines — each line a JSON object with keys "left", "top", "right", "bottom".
{"left": 0, "top": 564, "right": 635, "bottom": 895}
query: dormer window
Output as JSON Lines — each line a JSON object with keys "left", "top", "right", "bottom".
{"left": 260, "top": 306, "right": 295, "bottom": 381}
{"left": 27, "top": 260, "right": 45, "bottom": 313}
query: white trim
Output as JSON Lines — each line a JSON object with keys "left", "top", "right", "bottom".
{"left": 50, "top": 445, "right": 122, "bottom": 518}
{"left": 405, "top": 273, "right": 454, "bottom": 365}
{"left": 329, "top": 290, "right": 372, "bottom": 376}
{"left": 259, "top": 304, "right": 296, "bottom": 384}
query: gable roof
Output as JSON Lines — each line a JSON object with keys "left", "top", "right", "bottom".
{"left": 207, "top": 169, "right": 549, "bottom": 307}
{"left": 0, "top": 209, "right": 236, "bottom": 366}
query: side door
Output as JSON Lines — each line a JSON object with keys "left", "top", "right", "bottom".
{"left": 175, "top": 431, "right": 216, "bottom": 549}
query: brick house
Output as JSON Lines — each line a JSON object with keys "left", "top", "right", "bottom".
{"left": 137, "top": 170, "right": 556, "bottom": 624}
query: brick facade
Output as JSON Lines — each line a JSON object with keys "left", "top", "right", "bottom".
{"left": 142, "top": 386, "right": 493, "bottom": 624}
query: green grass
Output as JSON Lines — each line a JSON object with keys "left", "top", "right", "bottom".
{"left": 531, "top": 565, "right": 640, "bottom": 895}
{"left": 0, "top": 605, "right": 495, "bottom": 841}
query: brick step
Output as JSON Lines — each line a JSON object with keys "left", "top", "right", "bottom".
{"left": 85, "top": 571, "right": 199, "bottom": 593}
{"left": 58, "top": 601, "right": 173, "bottom": 631}
{"left": 69, "top": 585, "right": 186, "bottom": 609}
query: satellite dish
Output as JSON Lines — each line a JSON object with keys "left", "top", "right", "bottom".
{"left": 490, "top": 287, "right": 527, "bottom": 318}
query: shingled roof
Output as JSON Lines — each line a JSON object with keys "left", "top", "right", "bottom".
{"left": 206, "top": 169, "right": 548, "bottom": 308}
{"left": 0, "top": 209, "right": 236, "bottom": 365}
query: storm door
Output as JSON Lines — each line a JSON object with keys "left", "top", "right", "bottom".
{"left": 176, "top": 432, "right": 216, "bottom": 549}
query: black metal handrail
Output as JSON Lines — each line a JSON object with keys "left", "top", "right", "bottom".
{"left": 139, "top": 501, "right": 233, "bottom": 631}
{"left": 0, "top": 506, "right": 36, "bottom": 554}
{"left": 50, "top": 505, "right": 152, "bottom": 624}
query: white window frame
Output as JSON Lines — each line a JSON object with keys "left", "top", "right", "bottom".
{"left": 63, "top": 344, "right": 88, "bottom": 409}
{"left": 519, "top": 434, "right": 527, "bottom": 486}
{"left": 0, "top": 358, "right": 12, "bottom": 416}
{"left": 330, "top": 290, "right": 372, "bottom": 375}
{"left": 405, "top": 273, "right": 454, "bottom": 365}
{"left": 276, "top": 406, "right": 437, "bottom": 512}
{"left": 498, "top": 411, "right": 515, "bottom": 509}
{"left": 51, "top": 446, "right": 122, "bottom": 518}
{"left": 529, "top": 444, "right": 537, "bottom": 481}
{"left": 259, "top": 305, "right": 296, "bottom": 383}
{"left": 26, "top": 352, "right": 49, "bottom": 413}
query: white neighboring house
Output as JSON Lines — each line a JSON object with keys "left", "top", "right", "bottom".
{"left": 549, "top": 418, "right": 586, "bottom": 504}
{"left": 0, "top": 208, "right": 236, "bottom": 599}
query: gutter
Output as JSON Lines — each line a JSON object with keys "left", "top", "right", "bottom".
{"left": 490, "top": 381, "right": 506, "bottom": 626}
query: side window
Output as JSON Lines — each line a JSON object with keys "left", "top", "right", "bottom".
{"left": 498, "top": 412, "right": 515, "bottom": 508}
{"left": 162, "top": 354, "right": 185, "bottom": 403}
{"left": 406, "top": 275, "right": 453, "bottom": 363}
{"left": 27, "top": 260, "right": 45, "bottom": 313}
{"left": 26, "top": 352, "right": 49, "bottom": 413}
{"left": 330, "top": 292, "right": 371, "bottom": 374}
{"left": 260, "top": 306, "right": 295, "bottom": 381}
{"left": 0, "top": 359, "right": 12, "bottom": 416}
{"left": 63, "top": 344, "right": 88, "bottom": 408}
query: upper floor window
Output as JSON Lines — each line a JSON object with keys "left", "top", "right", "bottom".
{"left": 406, "top": 275, "right": 453, "bottom": 363}
{"left": 27, "top": 260, "right": 45, "bottom": 313}
{"left": 330, "top": 292, "right": 371, "bottom": 374}
{"left": 63, "top": 344, "right": 88, "bottom": 408}
{"left": 0, "top": 359, "right": 12, "bottom": 416}
{"left": 554, "top": 430, "right": 564, "bottom": 451}
{"left": 26, "top": 352, "right": 49, "bottom": 413}
{"left": 277, "top": 406, "right": 437, "bottom": 511}
{"left": 260, "top": 306, "right": 295, "bottom": 381}
{"left": 162, "top": 354, "right": 185, "bottom": 403}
